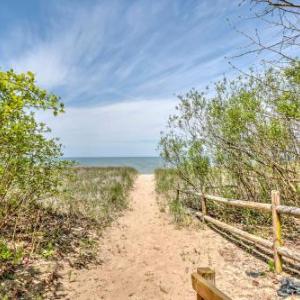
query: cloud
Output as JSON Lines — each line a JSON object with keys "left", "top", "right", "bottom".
{"left": 0, "top": 0, "right": 280, "bottom": 156}
{"left": 38, "top": 98, "right": 177, "bottom": 156}
{"left": 1, "top": 1, "right": 245, "bottom": 104}
{"left": 10, "top": 45, "right": 69, "bottom": 88}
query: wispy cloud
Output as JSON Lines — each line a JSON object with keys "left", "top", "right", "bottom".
{"left": 0, "top": 0, "right": 271, "bottom": 155}
{"left": 1, "top": 1, "right": 243, "bottom": 102}
{"left": 38, "top": 98, "right": 177, "bottom": 156}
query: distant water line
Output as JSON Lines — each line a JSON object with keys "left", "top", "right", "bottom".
{"left": 62, "top": 157, "right": 165, "bottom": 174}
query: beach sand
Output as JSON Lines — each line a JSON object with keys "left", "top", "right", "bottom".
{"left": 61, "top": 174, "right": 282, "bottom": 299}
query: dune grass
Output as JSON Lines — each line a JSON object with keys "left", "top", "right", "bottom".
{"left": 0, "top": 166, "right": 137, "bottom": 299}
{"left": 155, "top": 168, "right": 192, "bottom": 225}
{"left": 60, "top": 166, "right": 137, "bottom": 224}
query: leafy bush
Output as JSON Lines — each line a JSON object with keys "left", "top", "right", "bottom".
{"left": 159, "top": 63, "right": 300, "bottom": 228}
{"left": 0, "top": 70, "right": 70, "bottom": 226}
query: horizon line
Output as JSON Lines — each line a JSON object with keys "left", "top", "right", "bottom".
{"left": 63, "top": 156, "right": 161, "bottom": 158}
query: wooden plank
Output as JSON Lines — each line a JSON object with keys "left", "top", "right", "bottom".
{"left": 195, "top": 212, "right": 300, "bottom": 268}
{"left": 278, "top": 246, "right": 300, "bottom": 263}
{"left": 208, "top": 219, "right": 300, "bottom": 274}
{"left": 196, "top": 212, "right": 273, "bottom": 249}
{"left": 191, "top": 273, "right": 232, "bottom": 300}
{"left": 277, "top": 205, "right": 300, "bottom": 218}
{"left": 197, "top": 267, "right": 215, "bottom": 285}
{"left": 182, "top": 188, "right": 300, "bottom": 270}
{"left": 204, "top": 194, "right": 272, "bottom": 212}
{"left": 196, "top": 212, "right": 300, "bottom": 266}
{"left": 272, "top": 190, "right": 283, "bottom": 273}
{"left": 196, "top": 268, "right": 215, "bottom": 300}
{"left": 180, "top": 189, "right": 300, "bottom": 218}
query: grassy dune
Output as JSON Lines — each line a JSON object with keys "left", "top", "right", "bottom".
{"left": 60, "top": 166, "right": 137, "bottom": 223}
{"left": 0, "top": 167, "right": 137, "bottom": 299}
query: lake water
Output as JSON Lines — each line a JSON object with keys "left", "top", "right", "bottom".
{"left": 64, "top": 157, "right": 165, "bottom": 174}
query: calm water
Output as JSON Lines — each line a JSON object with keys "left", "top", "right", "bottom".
{"left": 64, "top": 157, "right": 164, "bottom": 174}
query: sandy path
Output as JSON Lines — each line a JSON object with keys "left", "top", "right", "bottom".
{"left": 62, "top": 175, "right": 280, "bottom": 299}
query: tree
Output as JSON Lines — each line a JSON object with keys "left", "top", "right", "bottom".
{"left": 0, "top": 70, "right": 69, "bottom": 226}
{"left": 159, "top": 62, "right": 300, "bottom": 208}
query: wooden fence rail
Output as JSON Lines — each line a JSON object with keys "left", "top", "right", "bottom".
{"left": 178, "top": 189, "right": 300, "bottom": 273}
{"left": 178, "top": 189, "right": 300, "bottom": 218}
{"left": 191, "top": 267, "right": 231, "bottom": 300}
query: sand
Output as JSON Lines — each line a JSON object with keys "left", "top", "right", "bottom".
{"left": 61, "top": 174, "right": 284, "bottom": 299}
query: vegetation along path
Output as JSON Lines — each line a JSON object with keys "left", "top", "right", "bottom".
{"left": 62, "top": 175, "right": 282, "bottom": 299}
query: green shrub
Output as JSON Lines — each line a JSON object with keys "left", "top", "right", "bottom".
{"left": 158, "top": 63, "right": 300, "bottom": 230}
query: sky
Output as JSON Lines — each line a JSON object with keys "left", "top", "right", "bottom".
{"left": 0, "top": 0, "right": 274, "bottom": 157}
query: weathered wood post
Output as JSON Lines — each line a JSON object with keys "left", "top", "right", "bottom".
{"left": 191, "top": 267, "right": 231, "bottom": 300}
{"left": 196, "top": 268, "right": 215, "bottom": 300}
{"left": 271, "top": 190, "right": 283, "bottom": 273}
{"left": 201, "top": 193, "right": 207, "bottom": 222}
{"left": 197, "top": 267, "right": 215, "bottom": 284}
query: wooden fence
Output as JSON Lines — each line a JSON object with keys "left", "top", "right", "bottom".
{"left": 177, "top": 189, "right": 300, "bottom": 273}
{"left": 191, "top": 267, "right": 231, "bottom": 300}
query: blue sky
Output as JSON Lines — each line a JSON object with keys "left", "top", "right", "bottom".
{"left": 0, "top": 0, "right": 273, "bottom": 156}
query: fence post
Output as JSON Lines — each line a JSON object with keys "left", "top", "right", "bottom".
{"left": 271, "top": 190, "right": 283, "bottom": 273}
{"left": 192, "top": 268, "right": 232, "bottom": 300}
{"left": 196, "top": 268, "right": 215, "bottom": 300}
{"left": 201, "top": 193, "right": 207, "bottom": 222}
{"left": 197, "top": 267, "right": 215, "bottom": 284}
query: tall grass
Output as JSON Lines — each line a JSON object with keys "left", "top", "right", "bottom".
{"left": 60, "top": 167, "right": 137, "bottom": 224}
{"left": 155, "top": 168, "right": 178, "bottom": 194}
{"left": 155, "top": 168, "right": 191, "bottom": 225}
{"left": 0, "top": 166, "right": 137, "bottom": 299}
